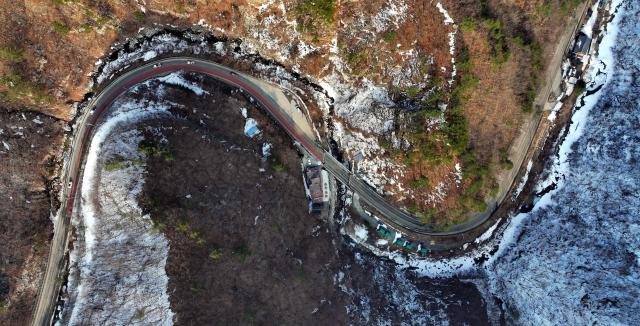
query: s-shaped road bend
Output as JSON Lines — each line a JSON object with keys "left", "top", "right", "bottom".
{"left": 31, "top": 56, "right": 502, "bottom": 325}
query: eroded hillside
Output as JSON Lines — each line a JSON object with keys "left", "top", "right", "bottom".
{"left": 0, "top": 0, "right": 589, "bottom": 322}
{"left": 0, "top": 0, "right": 586, "bottom": 227}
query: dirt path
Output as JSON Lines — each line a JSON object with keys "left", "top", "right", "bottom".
{"left": 492, "top": 2, "right": 590, "bottom": 207}
{"left": 387, "top": 2, "right": 594, "bottom": 248}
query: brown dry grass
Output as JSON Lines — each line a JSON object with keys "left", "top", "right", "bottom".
{"left": 377, "top": 0, "right": 584, "bottom": 227}
{"left": 461, "top": 27, "right": 524, "bottom": 164}
{"left": 336, "top": 0, "right": 452, "bottom": 84}
{"left": 0, "top": 0, "right": 250, "bottom": 119}
{"left": 404, "top": 1, "right": 453, "bottom": 80}
{"left": 1, "top": 0, "right": 452, "bottom": 120}
{"left": 454, "top": 0, "right": 579, "bottom": 174}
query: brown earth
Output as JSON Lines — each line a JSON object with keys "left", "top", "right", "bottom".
{"left": 0, "top": 0, "right": 453, "bottom": 119}
{"left": 139, "top": 75, "right": 351, "bottom": 325}
{"left": 335, "top": 0, "right": 452, "bottom": 84}
{"left": 0, "top": 108, "right": 64, "bottom": 325}
{"left": 137, "top": 75, "right": 490, "bottom": 324}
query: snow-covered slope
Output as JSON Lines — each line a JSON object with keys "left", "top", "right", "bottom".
{"left": 486, "top": 1, "right": 640, "bottom": 324}
{"left": 56, "top": 76, "right": 212, "bottom": 325}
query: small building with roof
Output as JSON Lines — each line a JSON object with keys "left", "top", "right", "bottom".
{"left": 303, "top": 164, "right": 330, "bottom": 215}
{"left": 572, "top": 32, "right": 592, "bottom": 59}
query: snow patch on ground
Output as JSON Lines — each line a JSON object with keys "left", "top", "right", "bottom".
{"left": 372, "top": 0, "right": 409, "bottom": 33}
{"left": 454, "top": 163, "right": 463, "bottom": 186}
{"left": 474, "top": 218, "right": 501, "bottom": 244}
{"left": 436, "top": 3, "right": 454, "bottom": 25}
{"left": 133, "top": 0, "right": 147, "bottom": 13}
{"left": 334, "top": 122, "right": 406, "bottom": 196}
{"left": 156, "top": 72, "right": 208, "bottom": 95}
{"left": 512, "top": 160, "right": 533, "bottom": 199}
{"left": 261, "top": 143, "right": 272, "bottom": 159}
{"left": 547, "top": 100, "right": 564, "bottom": 122}
{"left": 353, "top": 223, "right": 368, "bottom": 242}
{"left": 97, "top": 33, "right": 193, "bottom": 84}
{"left": 581, "top": 0, "right": 601, "bottom": 36}
{"left": 63, "top": 96, "right": 174, "bottom": 325}
{"left": 143, "top": 50, "right": 157, "bottom": 61}
{"left": 436, "top": 2, "right": 458, "bottom": 85}
{"left": 326, "top": 75, "right": 395, "bottom": 135}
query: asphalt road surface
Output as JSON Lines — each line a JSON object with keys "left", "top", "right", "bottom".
{"left": 31, "top": 26, "right": 588, "bottom": 322}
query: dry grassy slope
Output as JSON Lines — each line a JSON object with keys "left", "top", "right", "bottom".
{"left": 448, "top": 0, "right": 578, "bottom": 160}
{"left": 333, "top": 0, "right": 451, "bottom": 83}
{"left": 389, "top": 0, "right": 581, "bottom": 224}
{"left": 0, "top": 0, "right": 452, "bottom": 120}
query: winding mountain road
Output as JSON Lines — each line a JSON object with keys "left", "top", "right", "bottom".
{"left": 31, "top": 12, "right": 589, "bottom": 319}
{"left": 30, "top": 57, "right": 426, "bottom": 326}
{"left": 33, "top": 55, "right": 473, "bottom": 325}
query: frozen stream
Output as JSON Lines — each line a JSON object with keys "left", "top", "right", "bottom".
{"left": 346, "top": 1, "right": 639, "bottom": 324}
{"left": 484, "top": 0, "right": 640, "bottom": 324}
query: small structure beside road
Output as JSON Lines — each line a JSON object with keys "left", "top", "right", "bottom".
{"left": 244, "top": 118, "right": 261, "bottom": 138}
{"left": 303, "top": 164, "right": 330, "bottom": 215}
{"left": 572, "top": 32, "right": 592, "bottom": 59}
